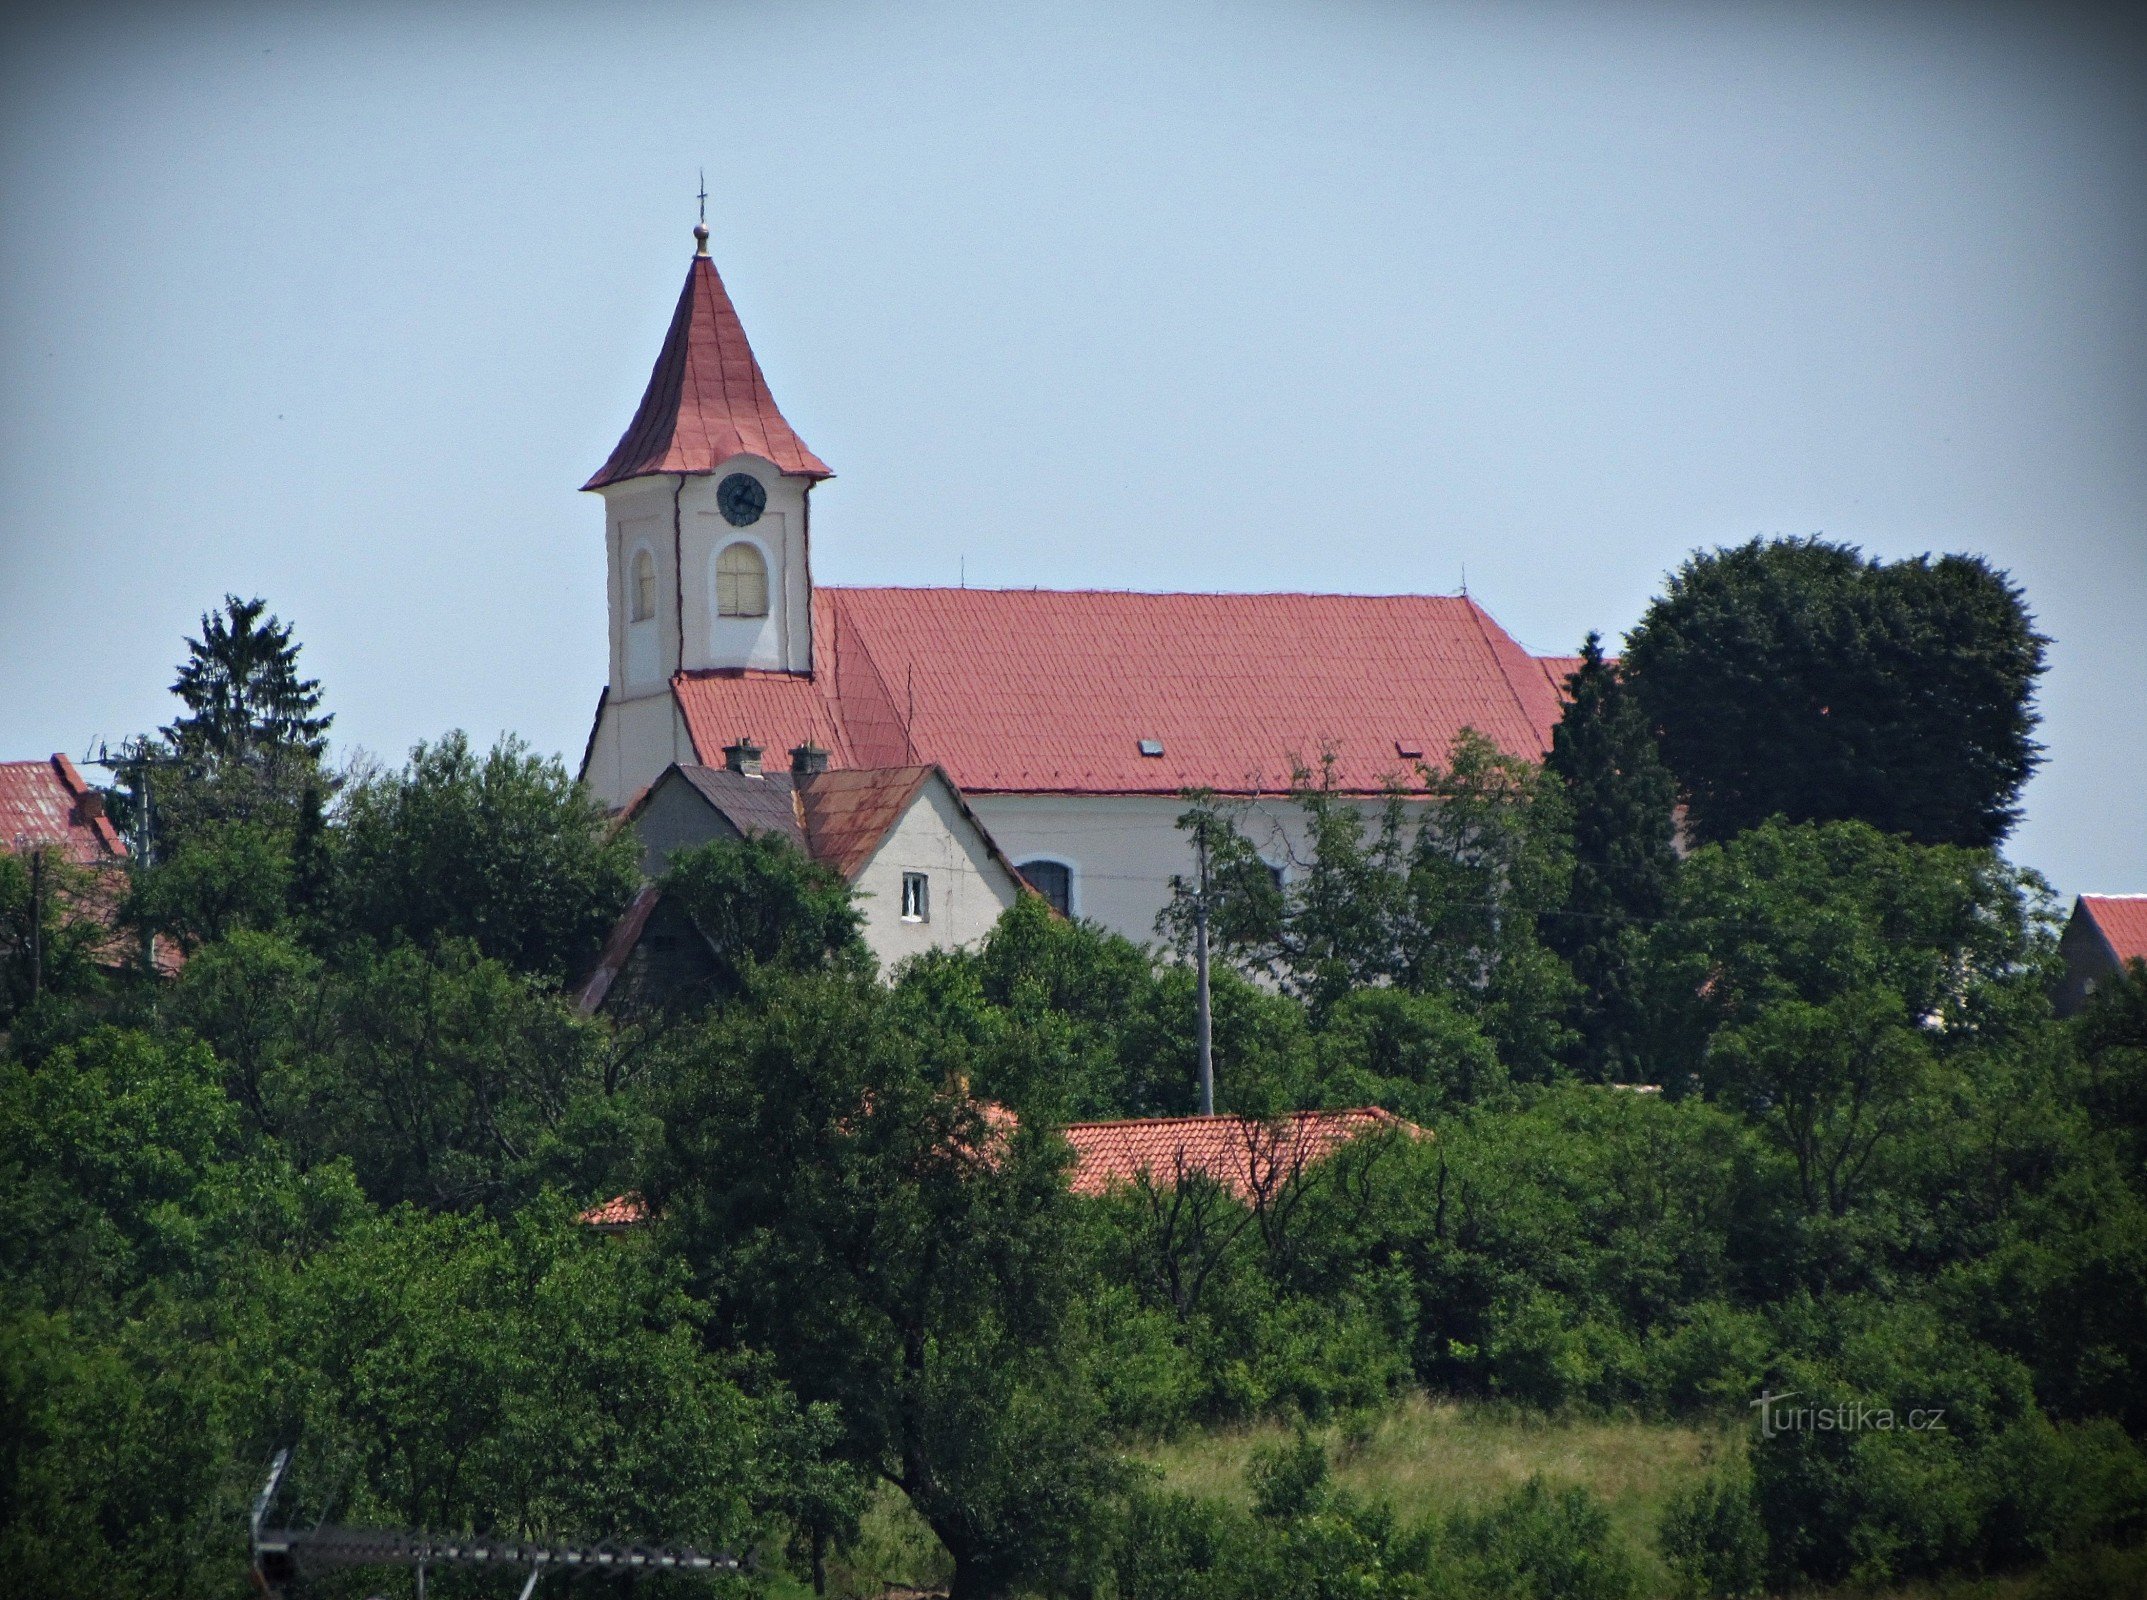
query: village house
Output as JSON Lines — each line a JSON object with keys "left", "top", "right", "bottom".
{"left": 580, "top": 741, "right": 1027, "bottom": 993}
{"left": 2055, "top": 894, "right": 2147, "bottom": 1018}
{"left": 578, "top": 225, "right": 1578, "bottom": 947}
{"left": 0, "top": 754, "right": 127, "bottom": 867}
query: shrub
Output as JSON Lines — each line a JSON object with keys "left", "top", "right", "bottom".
{"left": 1659, "top": 1467, "right": 1767, "bottom": 1598}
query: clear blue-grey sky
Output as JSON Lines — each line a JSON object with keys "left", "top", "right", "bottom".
{"left": 3, "top": 0, "right": 2141, "bottom": 896}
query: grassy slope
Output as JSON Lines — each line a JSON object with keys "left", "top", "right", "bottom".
{"left": 1142, "top": 1393, "right": 1726, "bottom": 1593}
{"left": 828, "top": 1396, "right": 2100, "bottom": 1598}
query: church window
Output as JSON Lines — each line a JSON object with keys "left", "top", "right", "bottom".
{"left": 630, "top": 549, "right": 657, "bottom": 623}
{"left": 717, "top": 542, "right": 770, "bottom": 618}
{"left": 1018, "top": 859, "right": 1072, "bottom": 918}
{"left": 901, "top": 871, "right": 930, "bottom": 922}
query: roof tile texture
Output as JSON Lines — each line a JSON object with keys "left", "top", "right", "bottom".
{"left": 578, "top": 1107, "right": 1422, "bottom": 1225}
{"left": 670, "top": 589, "right": 1569, "bottom": 798}
{"left": 2081, "top": 896, "right": 2147, "bottom": 968}
{"left": 0, "top": 755, "right": 126, "bottom": 864}
{"left": 584, "top": 253, "right": 830, "bottom": 489}
{"left": 795, "top": 768, "right": 933, "bottom": 879}
{"left": 1063, "top": 1108, "right": 1421, "bottom": 1199}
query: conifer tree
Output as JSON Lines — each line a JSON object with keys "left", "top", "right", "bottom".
{"left": 150, "top": 595, "right": 333, "bottom": 848}
{"left": 164, "top": 595, "right": 331, "bottom": 765}
{"left": 1545, "top": 633, "right": 1679, "bottom": 1080}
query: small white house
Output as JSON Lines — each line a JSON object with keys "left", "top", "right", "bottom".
{"left": 578, "top": 741, "right": 1028, "bottom": 1005}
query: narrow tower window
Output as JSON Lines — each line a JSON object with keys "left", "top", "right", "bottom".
{"left": 716, "top": 542, "right": 770, "bottom": 618}
{"left": 630, "top": 548, "right": 657, "bottom": 623}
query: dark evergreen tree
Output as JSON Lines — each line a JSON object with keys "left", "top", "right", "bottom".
{"left": 148, "top": 595, "right": 334, "bottom": 850}
{"left": 163, "top": 595, "right": 331, "bottom": 764}
{"left": 1622, "top": 538, "right": 2047, "bottom": 848}
{"left": 1544, "top": 634, "right": 1679, "bottom": 1080}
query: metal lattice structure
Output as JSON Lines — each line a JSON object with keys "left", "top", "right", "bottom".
{"left": 249, "top": 1449, "right": 740, "bottom": 1598}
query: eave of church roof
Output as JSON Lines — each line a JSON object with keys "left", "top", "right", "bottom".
{"left": 583, "top": 243, "right": 830, "bottom": 490}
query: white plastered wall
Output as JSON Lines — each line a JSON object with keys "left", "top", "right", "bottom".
{"left": 852, "top": 775, "right": 1024, "bottom": 969}
{"left": 594, "top": 456, "right": 814, "bottom": 688}
{"left": 966, "top": 792, "right": 1419, "bottom": 949}
{"left": 585, "top": 457, "right": 816, "bottom": 811}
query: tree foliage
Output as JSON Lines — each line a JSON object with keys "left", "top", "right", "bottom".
{"left": 323, "top": 731, "right": 638, "bottom": 980}
{"left": 1544, "top": 633, "right": 1679, "bottom": 1081}
{"left": 1623, "top": 538, "right": 2047, "bottom": 847}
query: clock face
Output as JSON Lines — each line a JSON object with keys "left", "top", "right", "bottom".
{"left": 717, "top": 473, "right": 767, "bottom": 527}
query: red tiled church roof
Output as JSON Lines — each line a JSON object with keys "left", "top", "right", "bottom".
{"left": 583, "top": 234, "right": 830, "bottom": 490}
{"left": 661, "top": 589, "right": 1571, "bottom": 799}
{"left": 2079, "top": 895, "right": 2147, "bottom": 969}
{"left": 0, "top": 755, "right": 126, "bottom": 864}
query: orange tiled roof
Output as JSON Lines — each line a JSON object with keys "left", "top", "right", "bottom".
{"left": 795, "top": 767, "right": 934, "bottom": 879}
{"left": 2079, "top": 895, "right": 2147, "bottom": 969}
{"left": 0, "top": 755, "right": 126, "bottom": 864}
{"left": 1062, "top": 1108, "right": 1423, "bottom": 1199}
{"left": 577, "top": 1106, "right": 1422, "bottom": 1226}
{"left": 662, "top": 588, "right": 1573, "bottom": 800}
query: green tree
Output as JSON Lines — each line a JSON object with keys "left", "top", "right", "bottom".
{"left": 325, "top": 731, "right": 638, "bottom": 980}
{"left": 1622, "top": 538, "right": 2047, "bottom": 847}
{"left": 0, "top": 847, "right": 110, "bottom": 1032}
{"left": 1167, "top": 735, "right": 1576, "bottom": 1077}
{"left": 648, "top": 967, "right": 1124, "bottom": 1600}
{"left": 123, "top": 819, "right": 290, "bottom": 954}
{"left": 661, "top": 832, "right": 871, "bottom": 998}
{"left": 1544, "top": 634, "right": 1680, "bottom": 1081}
{"left": 145, "top": 595, "right": 334, "bottom": 851}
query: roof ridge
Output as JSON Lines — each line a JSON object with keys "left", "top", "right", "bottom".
{"left": 827, "top": 584, "right": 1475, "bottom": 602}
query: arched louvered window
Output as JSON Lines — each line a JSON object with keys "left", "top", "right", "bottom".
{"left": 716, "top": 542, "right": 769, "bottom": 618}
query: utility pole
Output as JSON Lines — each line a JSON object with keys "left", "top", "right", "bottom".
{"left": 1195, "top": 819, "right": 1214, "bottom": 1116}
{"left": 25, "top": 843, "right": 42, "bottom": 1003}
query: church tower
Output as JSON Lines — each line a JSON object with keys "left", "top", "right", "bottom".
{"left": 578, "top": 222, "right": 832, "bottom": 805}
{"left": 584, "top": 222, "right": 830, "bottom": 691}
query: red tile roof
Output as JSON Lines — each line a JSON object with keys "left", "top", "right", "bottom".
{"left": 672, "top": 671, "right": 859, "bottom": 767}
{"left": 663, "top": 589, "right": 1569, "bottom": 798}
{"left": 584, "top": 242, "right": 831, "bottom": 490}
{"left": 795, "top": 767, "right": 934, "bottom": 879}
{"left": 2079, "top": 896, "right": 2147, "bottom": 969}
{"left": 1063, "top": 1108, "right": 1423, "bottom": 1199}
{"left": 0, "top": 755, "right": 126, "bottom": 864}
{"left": 578, "top": 1106, "right": 1423, "bottom": 1227}
{"left": 580, "top": 1191, "right": 651, "bottom": 1230}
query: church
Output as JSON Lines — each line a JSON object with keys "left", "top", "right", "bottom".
{"left": 579, "top": 223, "right": 1577, "bottom": 949}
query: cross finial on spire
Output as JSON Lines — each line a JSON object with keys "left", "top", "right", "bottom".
{"left": 694, "top": 169, "right": 710, "bottom": 255}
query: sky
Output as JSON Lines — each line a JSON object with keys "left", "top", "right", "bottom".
{"left": 2, "top": 0, "right": 2142, "bottom": 898}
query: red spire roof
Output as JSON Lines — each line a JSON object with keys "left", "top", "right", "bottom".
{"left": 584, "top": 238, "right": 830, "bottom": 490}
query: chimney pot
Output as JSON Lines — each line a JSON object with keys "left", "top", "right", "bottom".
{"left": 789, "top": 742, "right": 830, "bottom": 776}
{"left": 723, "top": 737, "right": 764, "bottom": 777}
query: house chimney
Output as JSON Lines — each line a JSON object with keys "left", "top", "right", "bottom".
{"left": 723, "top": 736, "right": 763, "bottom": 777}
{"left": 72, "top": 790, "right": 106, "bottom": 824}
{"left": 789, "top": 742, "right": 829, "bottom": 776}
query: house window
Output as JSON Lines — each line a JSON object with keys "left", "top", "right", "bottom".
{"left": 630, "top": 548, "right": 657, "bottom": 622}
{"left": 716, "top": 542, "right": 769, "bottom": 618}
{"left": 901, "top": 871, "right": 930, "bottom": 923}
{"left": 1018, "top": 859, "right": 1072, "bottom": 918}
